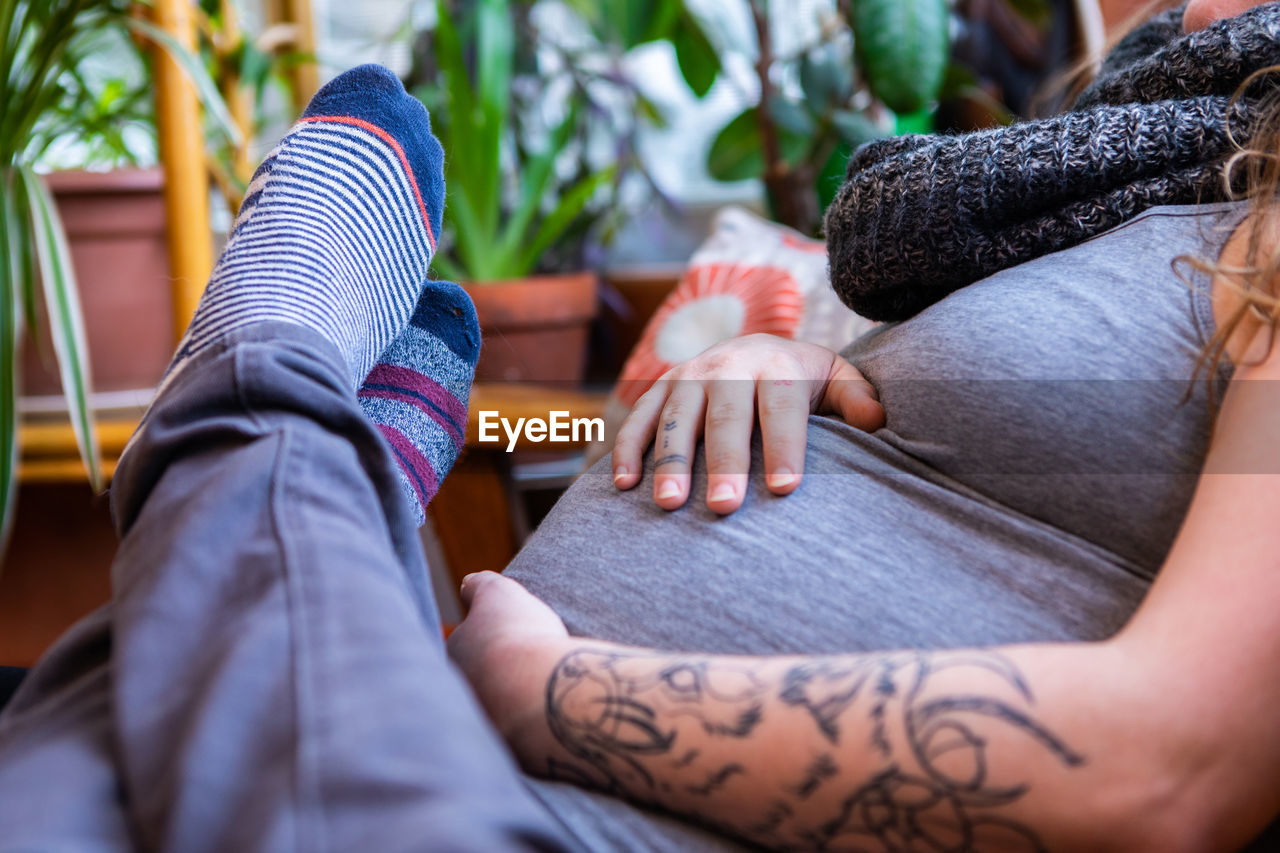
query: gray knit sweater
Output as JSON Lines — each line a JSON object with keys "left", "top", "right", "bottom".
{"left": 824, "top": 3, "right": 1280, "bottom": 321}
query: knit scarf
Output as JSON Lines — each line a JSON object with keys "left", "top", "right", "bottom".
{"left": 825, "top": 3, "right": 1280, "bottom": 322}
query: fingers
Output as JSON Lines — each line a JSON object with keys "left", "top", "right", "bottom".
{"left": 612, "top": 379, "right": 669, "bottom": 490}
{"left": 458, "top": 570, "right": 498, "bottom": 609}
{"left": 756, "top": 376, "right": 813, "bottom": 495}
{"left": 652, "top": 381, "right": 706, "bottom": 510}
{"left": 610, "top": 341, "right": 878, "bottom": 513}
{"left": 821, "top": 358, "right": 886, "bottom": 432}
{"left": 702, "top": 379, "right": 755, "bottom": 513}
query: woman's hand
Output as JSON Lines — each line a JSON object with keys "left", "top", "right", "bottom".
{"left": 611, "top": 334, "right": 885, "bottom": 514}
{"left": 446, "top": 572, "right": 575, "bottom": 763}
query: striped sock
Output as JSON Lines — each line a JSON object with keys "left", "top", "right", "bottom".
{"left": 169, "top": 64, "right": 445, "bottom": 386}
{"left": 358, "top": 281, "right": 480, "bottom": 524}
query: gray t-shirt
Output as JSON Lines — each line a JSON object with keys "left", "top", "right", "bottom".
{"left": 504, "top": 203, "right": 1249, "bottom": 851}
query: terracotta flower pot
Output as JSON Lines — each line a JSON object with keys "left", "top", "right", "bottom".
{"left": 464, "top": 272, "right": 599, "bottom": 383}
{"left": 20, "top": 168, "right": 173, "bottom": 398}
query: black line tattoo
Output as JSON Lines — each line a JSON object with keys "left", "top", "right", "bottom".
{"left": 750, "top": 801, "right": 794, "bottom": 837}
{"left": 779, "top": 661, "right": 877, "bottom": 744}
{"left": 545, "top": 650, "right": 766, "bottom": 795}
{"left": 788, "top": 753, "right": 839, "bottom": 799}
{"left": 803, "top": 652, "right": 1085, "bottom": 851}
{"left": 545, "top": 757, "right": 609, "bottom": 791}
{"left": 672, "top": 749, "right": 701, "bottom": 769}
{"left": 686, "top": 763, "right": 745, "bottom": 796}
{"left": 654, "top": 454, "right": 688, "bottom": 468}
{"left": 663, "top": 420, "right": 678, "bottom": 431}
{"left": 544, "top": 648, "right": 1085, "bottom": 852}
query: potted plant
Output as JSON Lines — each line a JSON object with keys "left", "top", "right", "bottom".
{"left": 407, "top": 0, "right": 627, "bottom": 383}
{"left": 1, "top": 0, "right": 235, "bottom": 545}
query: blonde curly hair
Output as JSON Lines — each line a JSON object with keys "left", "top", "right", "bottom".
{"left": 1186, "top": 68, "right": 1280, "bottom": 373}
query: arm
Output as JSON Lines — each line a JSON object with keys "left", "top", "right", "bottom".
{"left": 451, "top": 340, "right": 1280, "bottom": 852}
{"left": 454, "top": 590, "right": 1174, "bottom": 851}
{"left": 521, "top": 641, "right": 1137, "bottom": 851}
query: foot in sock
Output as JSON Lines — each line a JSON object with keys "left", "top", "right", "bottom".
{"left": 169, "top": 63, "right": 446, "bottom": 386}
{"left": 358, "top": 281, "right": 480, "bottom": 524}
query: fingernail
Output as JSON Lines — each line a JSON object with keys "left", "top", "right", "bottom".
{"left": 613, "top": 467, "right": 629, "bottom": 484}
{"left": 768, "top": 469, "right": 799, "bottom": 489}
{"left": 656, "top": 480, "right": 681, "bottom": 500}
{"left": 708, "top": 483, "right": 736, "bottom": 503}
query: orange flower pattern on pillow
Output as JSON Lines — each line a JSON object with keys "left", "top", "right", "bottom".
{"left": 615, "top": 262, "right": 804, "bottom": 406}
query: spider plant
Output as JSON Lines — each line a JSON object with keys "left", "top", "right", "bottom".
{"left": 1, "top": 0, "right": 235, "bottom": 547}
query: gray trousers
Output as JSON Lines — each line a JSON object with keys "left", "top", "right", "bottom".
{"left": 0, "top": 325, "right": 570, "bottom": 852}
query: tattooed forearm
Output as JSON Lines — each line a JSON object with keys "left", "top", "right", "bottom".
{"left": 542, "top": 646, "right": 1087, "bottom": 852}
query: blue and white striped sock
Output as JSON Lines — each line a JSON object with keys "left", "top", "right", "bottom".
{"left": 358, "top": 280, "right": 480, "bottom": 524}
{"left": 169, "top": 64, "right": 446, "bottom": 386}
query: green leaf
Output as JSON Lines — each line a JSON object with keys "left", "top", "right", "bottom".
{"left": 433, "top": 0, "right": 476, "bottom": 155}
{"left": 849, "top": 0, "right": 949, "bottom": 114}
{"left": 514, "top": 166, "right": 615, "bottom": 276}
{"left": 19, "top": 164, "right": 101, "bottom": 492}
{"left": 97, "top": 77, "right": 126, "bottom": 111}
{"left": 706, "top": 107, "right": 808, "bottom": 183}
{"left": 894, "top": 108, "right": 934, "bottom": 135}
{"left": 494, "top": 104, "right": 580, "bottom": 269}
{"left": 5, "top": 168, "right": 38, "bottom": 338}
{"left": 576, "top": 0, "right": 680, "bottom": 48}
{"left": 671, "top": 10, "right": 719, "bottom": 98}
{"left": 473, "top": 0, "right": 514, "bottom": 237}
{"left": 0, "top": 169, "right": 23, "bottom": 552}
{"left": 239, "top": 41, "right": 273, "bottom": 96}
{"left": 831, "top": 109, "right": 882, "bottom": 148}
{"left": 435, "top": 0, "right": 497, "bottom": 264}
{"left": 800, "top": 42, "right": 852, "bottom": 111}
{"left": 443, "top": 180, "right": 488, "bottom": 280}
{"left": 768, "top": 97, "right": 815, "bottom": 137}
{"left": 707, "top": 108, "right": 764, "bottom": 183}
{"left": 634, "top": 93, "right": 668, "bottom": 128}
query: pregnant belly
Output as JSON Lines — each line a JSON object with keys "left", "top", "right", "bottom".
{"left": 503, "top": 417, "right": 1150, "bottom": 657}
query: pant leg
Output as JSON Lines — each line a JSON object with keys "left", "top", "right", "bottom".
{"left": 106, "top": 323, "right": 569, "bottom": 853}
{"left": 0, "top": 605, "right": 133, "bottom": 852}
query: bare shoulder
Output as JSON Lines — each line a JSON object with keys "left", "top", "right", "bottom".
{"left": 1209, "top": 210, "right": 1280, "bottom": 368}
